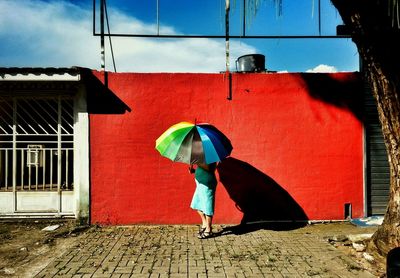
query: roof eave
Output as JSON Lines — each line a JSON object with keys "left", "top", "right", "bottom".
{"left": 0, "top": 73, "right": 81, "bottom": 81}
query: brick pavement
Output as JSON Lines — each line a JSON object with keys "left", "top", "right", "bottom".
{"left": 34, "top": 224, "right": 376, "bottom": 278}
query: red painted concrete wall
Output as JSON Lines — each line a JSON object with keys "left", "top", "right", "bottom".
{"left": 89, "top": 71, "right": 364, "bottom": 225}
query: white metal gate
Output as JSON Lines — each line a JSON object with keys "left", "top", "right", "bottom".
{"left": 0, "top": 95, "right": 74, "bottom": 214}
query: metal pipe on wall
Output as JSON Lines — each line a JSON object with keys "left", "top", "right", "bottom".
{"left": 226, "top": 0, "right": 232, "bottom": 100}
{"left": 100, "top": 0, "right": 105, "bottom": 72}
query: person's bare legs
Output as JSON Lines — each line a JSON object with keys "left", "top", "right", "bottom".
{"left": 197, "top": 210, "right": 207, "bottom": 230}
{"left": 205, "top": 215, "right": 213, "bottom": 233}
{"left": 197, "top": 211, "right": 213, "bottom": 238}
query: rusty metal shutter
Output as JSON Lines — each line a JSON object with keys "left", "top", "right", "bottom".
{"left": 364, "top": 84, "right": 390, "bottom": 215}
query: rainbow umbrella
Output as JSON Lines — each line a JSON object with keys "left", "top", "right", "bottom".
{"left": 156, "top": 122, "right": 232, "bottom": 164}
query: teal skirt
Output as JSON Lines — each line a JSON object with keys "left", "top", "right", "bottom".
{"left": 190, "top": 179, "right": 216, "bottom": 216}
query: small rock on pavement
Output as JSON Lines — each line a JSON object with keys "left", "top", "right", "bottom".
{"left": 347, "top": 233, "right": 374, "bottom": 242}
{"left": 3, "top": 268, "right": 15, "bottom": 275}
{"left": 42, "top": 224, "right": 60, "bottom": 231}
{"left": 352, "top": 242, "right": 366, "bottom": 252}
{"left": 328, "top": 235, "right": 348, "bottom": 243}
{"left": 363, "top": 252, "right": 375, "bottom": 262}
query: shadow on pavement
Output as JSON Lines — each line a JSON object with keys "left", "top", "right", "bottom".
{"left": 217, "top": 221, "right": 308, "bottom": 236}
{"left": 216, "top": 157, "right": 308, "bottom": 235}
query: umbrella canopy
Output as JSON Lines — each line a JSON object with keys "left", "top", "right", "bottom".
{"left": 156, "top": 122, "right": 233, "bottom": 164}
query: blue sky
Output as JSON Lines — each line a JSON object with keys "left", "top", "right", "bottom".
{"left": 0, "top": 0, "right": 359, "bottom": 73}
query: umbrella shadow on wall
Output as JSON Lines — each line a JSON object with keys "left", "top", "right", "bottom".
{"left": 217, "top": 157, "right": 308, "bottom": 235}
{"left": 81, "top": 69, "right": 131, "bottom": 114}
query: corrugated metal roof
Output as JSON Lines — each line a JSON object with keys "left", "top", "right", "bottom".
{"left": 0, "top": 67, "right": 82, "bottom": 75}
{"left": 0, "top": 67, "right": 85, "bottom": 81}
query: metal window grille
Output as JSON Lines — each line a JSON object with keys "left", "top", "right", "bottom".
{"left": 0, "top": 96, "right": 74, "bottom": 192}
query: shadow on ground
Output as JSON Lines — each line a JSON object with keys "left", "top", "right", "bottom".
{"left": 216, "top": 157, "right": 308, "bottom": 235}
{"left": 216, "top": 221, "right": 308, "bottom": 236}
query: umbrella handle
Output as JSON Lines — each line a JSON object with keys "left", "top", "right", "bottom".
{"left": 189, "top": 164, "right": 195, "bottom": 174}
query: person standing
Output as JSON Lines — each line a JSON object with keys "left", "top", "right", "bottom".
{"left": 189, "top": 162, "right": 217, "bottom": 239}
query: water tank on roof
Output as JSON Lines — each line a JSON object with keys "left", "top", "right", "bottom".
{"left": 236, "top": 54, "right": 266, "bottom": 72}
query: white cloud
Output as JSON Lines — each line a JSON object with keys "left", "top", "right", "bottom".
{"left": 0, "top": 0, "right": 257, "bottom": 73}
{"left": 306, "top": 64, "right": 338, "bottom": 73}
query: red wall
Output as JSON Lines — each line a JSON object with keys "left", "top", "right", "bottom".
{"left": 89, "top": 71, "right": 364, "bottom": 225}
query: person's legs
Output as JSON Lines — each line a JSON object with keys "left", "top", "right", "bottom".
{"left": 197, "top": 210, "right": 207, "bottom": 230}
{"left": 205, "top": 215, "right": 213, "bottom": 233}
{"left": 197, "top": 214, "right": 213, "bottom": 239}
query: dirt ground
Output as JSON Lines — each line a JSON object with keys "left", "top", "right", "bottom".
{"left": 0, "top": 219, "right": 89, "bottom": 278}
{"left": 300, "top": 222, "right": 386, "bottom": 277}
{"left": 0, "top": 220, "right": 386, "bottom": 277}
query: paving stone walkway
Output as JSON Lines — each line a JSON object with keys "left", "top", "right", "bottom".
{"left": 34, "top": 224, "right": 376, "bottom": 278}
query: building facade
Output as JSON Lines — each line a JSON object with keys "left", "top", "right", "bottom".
{"left": 0, "top": 68, "right": 389, "bottom": 225}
